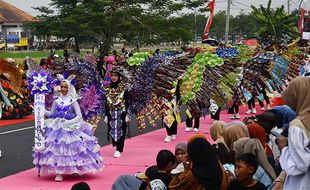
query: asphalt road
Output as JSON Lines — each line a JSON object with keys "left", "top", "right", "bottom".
{"left": 0, "top": 110, "right": 187, "bottom": 179}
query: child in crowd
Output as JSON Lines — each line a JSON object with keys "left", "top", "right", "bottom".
{"left": 228, "top": 153, "right": 267, "bottom": 190}
{"left": 148, "top": 150, "right": 176, "bottom": 189}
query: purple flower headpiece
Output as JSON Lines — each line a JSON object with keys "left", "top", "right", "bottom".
{"left": 54, "top": 71, "right": 78, "bottom": 86}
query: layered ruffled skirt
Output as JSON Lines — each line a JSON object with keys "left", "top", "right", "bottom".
{"left": 33, "top": 118, "right": 103, "bottom": 175}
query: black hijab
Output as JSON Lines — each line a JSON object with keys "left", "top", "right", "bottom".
{"left": 110, "top": 71, "right": 121, "bottom": 89}
{"left": 187, "top": 137, "right": 223, "bottom": 190}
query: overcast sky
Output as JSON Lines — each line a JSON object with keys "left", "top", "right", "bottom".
{"left": 3, "top": 0, "right": 306, "bottom": 16}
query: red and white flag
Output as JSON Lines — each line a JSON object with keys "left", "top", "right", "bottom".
{"left": 299, "top": 0, "right": 309, "bottom": 33}
{"left": 203, "top": 0, "right": 215, "bottom": 40}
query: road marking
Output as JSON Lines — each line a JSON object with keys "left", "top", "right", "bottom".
{"left": 0, "top": 126, "right": 34, "bottom": 135}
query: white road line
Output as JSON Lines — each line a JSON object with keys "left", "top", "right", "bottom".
{"left": 0, "top": 126, "right": 34, "bottom": 135}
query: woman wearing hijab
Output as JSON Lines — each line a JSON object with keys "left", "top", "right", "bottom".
{"left": 104, "top": 66, "right": 130, "bottom": 158}
{"left": 33, "top": 75, "right": 103, "bottom": 181}
{"left": 223, "top": 121, "right": 249, "bottom": 150}
{"left": 174, "top": 142, "right": 187, "bottom": 164}
{"left": 268, "top": 105, "right": 296, "bottom": 137}
{"left": 210, "top": 121, "right": 228, "bottom": 149}
{"left": 223, "top": 121, "right": 250, "bottom": 164}
{"left": 169, "top": 134, "right": 230, "bottom": 190}
{"left": 234, "top": 137, "right": 276, "bottom": 190}
{"left": 278, "top": 77, "right": 310, "bottom": 190}
{"left": 171, "top": 143, "right": 188, "bottom": 175}
{"left": 247, "top": 123, "right": 273, "bottom": 157}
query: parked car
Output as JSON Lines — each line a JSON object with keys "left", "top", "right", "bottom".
{"left": 202, "top": 38, "right": 219, "bottom": 46}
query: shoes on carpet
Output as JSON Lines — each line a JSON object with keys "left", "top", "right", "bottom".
{"left": 54, "top": 174, "right": 63, "bottom": 182}
{"left": 164, "top": 136, "right": 172, "bottom": 142}
{"left": 114, "top": 151, "right": 121, "bottom": 158}
{"left": 252, "top": 108, "right": 257, "bottom": 114}
{"left": 261, "top": 107, "right": 265, "bottom": 111}
{"left": 267, "top": 104, "right": 271, "bottom": 110}
{"left": 235, "top": 113, "right": 240, "bottom": 119}
{"left": 230, "top": 114, "right": 235, "bottom": 119}
{"left": 185, "top": 127, "right": 192, "bottom": 132}
{"left": 171, "top": 135, "right": 176, "bottom": 140}
{"left": 245, "top": 110, "right": 252, "bottom": 115}
{"left": 193, "top": 128, "right": 199, "bottom": 132}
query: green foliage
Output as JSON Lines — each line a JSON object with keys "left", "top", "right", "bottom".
{"left": 250, "top": 0, "right": 299, "bottom": 44}
{"left": 26, "top": 0, "right": 300, "bottom": 52}
{"left": 127, "top": 52, "right": 151, "bottom": 66}
{"left": 27, "top": 0, "right": 217, "bottom": 52}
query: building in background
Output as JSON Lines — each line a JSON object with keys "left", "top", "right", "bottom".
{"left": 0, "top": 0, "right": 35, "bottom": 49}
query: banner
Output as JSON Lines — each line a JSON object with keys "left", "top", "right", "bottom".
{"left": 203, "top": 0, "right": 215, "bottom": 40}
{"left": 300, "top": 7, "right": 306, "bottom": 33}
{"left": 34, "top": 94, "right": 45, "bottom": 151}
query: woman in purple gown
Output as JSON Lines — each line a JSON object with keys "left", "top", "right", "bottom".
{"left": 33, "top": 76, "right": 103, "bottom": 181}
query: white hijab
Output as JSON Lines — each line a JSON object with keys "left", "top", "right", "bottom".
{"left": 57, "top": 74, "right": 79, "bottom": 103}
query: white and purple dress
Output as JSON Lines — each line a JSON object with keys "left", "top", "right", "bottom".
{"left": 33, "top": 95, "right": 103, "bottom": 175}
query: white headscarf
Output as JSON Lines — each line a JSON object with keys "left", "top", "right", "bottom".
{"left": 57, "top": 74, "right": 79, "bottom": 102}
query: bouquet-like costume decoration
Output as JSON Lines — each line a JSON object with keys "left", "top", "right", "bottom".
{"left": 32, "top": 73, "right": 103, "bottom": 175}
{"left": 130, "top": 54, "right": 189, "bottom": 131}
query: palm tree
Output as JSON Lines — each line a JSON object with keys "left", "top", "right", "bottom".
{"left": 251, "top": 0, "right": 299, "bottom": 44}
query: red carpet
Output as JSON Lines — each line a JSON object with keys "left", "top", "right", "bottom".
{"left": 0, "top": 115, "right": 34, "bottom": 127}
{"left": 0, "top": 104, "right": 262, "bottom": 190}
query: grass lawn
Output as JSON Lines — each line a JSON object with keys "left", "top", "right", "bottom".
{"left": 0, "top": 51, "right": 52, "bottom": 59}
{"left": 0, "top": 50, "right": 88, "bottom": 63}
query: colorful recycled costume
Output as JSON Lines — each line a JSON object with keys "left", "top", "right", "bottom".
{"left": 0, "top": 73, "right": 32, "bottom": 119}
{"left": 0, "top": 82, "right": 11, "bottom": 118}
{"left": 104, "top": 66, "right": 130, "bottom": 156}
{"left": 33, "top": 76, "right": 103, "bottom": 176}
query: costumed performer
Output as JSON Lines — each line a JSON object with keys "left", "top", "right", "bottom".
{"left": 229, "top": 89, "right": 241, "bottom": 120}
{"left": 163, "top": 81, "right": 181, "bottom": 142}
{"left": 103, "top": 66, "right": 131, "bottom": 158}
{"left": 33, "top": 75, "right": 103, "bottom": 182}
{"left": 0, "top": 73, "right": 32, "bottom": 119}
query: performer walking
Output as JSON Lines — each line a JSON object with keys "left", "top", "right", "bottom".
{"left": 163, "top": 81, "right": 181, "bottom": 142}
{"left": 33, "top": 75, "right": 103, "bottom": 181}
{"left": 104, "top": 67, "right": 130, "bottom": 158}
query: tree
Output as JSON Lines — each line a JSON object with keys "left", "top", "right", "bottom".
{"left": 251, "top": 0, "right": 299, "bottom": 44}
{"left": 230, "top": 13, "right": 259, "bottom": 38}
{"left": 209, "top": 11, "right": 227, "bottom": 40}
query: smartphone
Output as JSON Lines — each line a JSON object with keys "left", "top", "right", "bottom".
{"left": 270, "top": 131, "right": 282, "bottom": 138}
